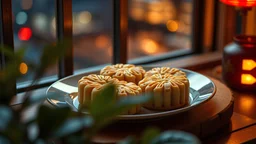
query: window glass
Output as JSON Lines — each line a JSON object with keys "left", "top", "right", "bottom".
{"left": 128, "top": 0, "right": 193, "bottom": 60}
{"left": 13, "top": 0, "right": 57, "bottom": 83}
{"left": 72, "top": 0, "right": 113, "bottom": 70}
{"left": 13, "top": 0, "right": 193, "bottom": 84}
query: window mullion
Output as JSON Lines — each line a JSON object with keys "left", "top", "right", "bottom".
{"left": 56, "top": 0, "right": 73, "bottom": 78}
{"left": 0, "top": 0, "right": 16, "bottom": 95}
{"left": 0, "top": 0, "right": 14, "bottom": 67}
{"left": 192, "top": 0, "right": 205, "bottom": 53}
{"left": 113, "top": 0, "right": 128, "bottom": 64}
{"left": 212, "top": 0, "right": 220, "bottom": 51}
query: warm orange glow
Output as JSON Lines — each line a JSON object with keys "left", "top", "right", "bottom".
{"left": 19, "top": 62, "right": 28, "bottom": 74}
{"left": 166, "top": 20, "right": 178, "bottom": 32}
{"left": 239, "top": 96, "right": 255, "bottom": 112}
{"left": 241, "top": 74, "right": 256, "bottom": 85}
{"left": 147, "top": 11, "right": 162, "bottom": 24}
{"left": 107, "top": 47, "right": 112, "bottom": 56}
{"left": 95, "top": 35, "right": 110, "bottom": 49}
{"left": 130, "top": 8, "right": 144, "bottom": 21}
{"left": 242, "top": 59, "right": 256, "bottom": 71}
{"left": 141, "top": 39, "right": 158, "bottom": 54}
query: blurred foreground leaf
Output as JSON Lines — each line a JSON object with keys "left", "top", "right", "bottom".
{"left": 79, "top": 83, "right": 152, "bottom": 132}
{"left": 141, "top": 127, "right": 160, "bottom": 144}
{"left": 151, "top": 130, "right": 201, "bottom": 144}
{"left": 0, "top": 47, "right": 26, "bottom": 104}
{"left": 53, "top": 116, "right": 94, "bottom": 138}
{"left": 118, "top": 136, "right": 137, "bottom": 144}
{"left": 91, "top": 87, "right": 152, "bottom": 130}
{"left": 37, "top": 105, "right": 71, "bottom": 139}
{"left": 0, "top": 106, "right": 12, "bottom": 131}
{"left": 89, "top": 84, "right": 116, "bottom": 117}
{"left": 0, "top": 136, "right": 10, "bottom": 144}
{"left": 0, "top": 46, "right": 26, "bottom": 81}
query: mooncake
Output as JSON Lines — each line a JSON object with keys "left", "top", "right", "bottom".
{"left": 100, "top": 64, "right": 145, "bottom": 84}
{"left": 138, "top": 73, "right": 189, "bottom": 110}
{"left": 78, "top": 74, "right": 142, "bottom": 114}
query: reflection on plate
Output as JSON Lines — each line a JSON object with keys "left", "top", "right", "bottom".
{"left": 46, "top": 67, "right": 216, "bottom": 120}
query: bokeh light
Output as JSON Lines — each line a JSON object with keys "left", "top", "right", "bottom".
{"left": 95, "top": 35, "right": 110, "bottom": 49}
{"left": 21, "top": 0, "right": 33, "bottom": 10}
{"left": 16, "top": 11, "right": 28, "bottom": 25}
{"left": 141, "top": 39, "right": 158, "bottom": 54}
{"left": 19, "top": 62, "right": 28, "bottom": 74}
{"left": 33, "top": 13, "right": 47, "bottom": 31}
{"left": 18, "top": 27, "right": 32, "bottom": 41}
{"left": 78, "top": 11, "right": 92, "bottom": 24}
{"left": 166, "top": 20, "right": 179, "bottom": 32}
{"left": 147, "top": 11, "right": 162, "bottom": 25}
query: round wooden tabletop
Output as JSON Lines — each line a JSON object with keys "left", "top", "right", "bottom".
{"left": 92, "top": 78, "right": 234, "bottom": 143}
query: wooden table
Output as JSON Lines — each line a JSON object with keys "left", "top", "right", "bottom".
{"left": 152, "top": 53, "right": 256, "bottom": 143}
{"left": 198, "top": 66, "right": 256, "bottom": 144}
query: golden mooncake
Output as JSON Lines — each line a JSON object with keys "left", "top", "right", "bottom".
{"left": 138, "top": 73, "right": 190, "bottom": 110}
{"left": 100, "top": 64, "right": 145, "bottom": 84}
{"left": 145, "top": 67, "right": 186, "bottom": 77}
{"left": 78, "top": 74, "right": 142, "bottom": 114}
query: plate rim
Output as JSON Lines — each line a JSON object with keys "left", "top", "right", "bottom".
{"left": 46, "top": 67, "right": 216, "bottom": 120}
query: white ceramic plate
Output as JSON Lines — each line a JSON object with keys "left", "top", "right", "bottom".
{"left": 46, "top": 67, "right": 216, "bottom": 120}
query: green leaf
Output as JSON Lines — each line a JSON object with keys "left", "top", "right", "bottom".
{"left": 89, "top": 84, "right": 116, "bottom": 117}
{"left": 151, "top": 130, "right": 201, "bottom": 144}
{"left": 118, "top": 136, "right": 137, "bottom": 144}
{"left": 53, "top": 116, "right": 94, "bottom": 138}
{"left": 0, "top": 46, "right": 17, "bottom": 59}
{"left": 37, "top": 105, "right": 71, "bottom": 139}
{"left": 0, "top": 47, "right": 26, "bottom": 103}
{"left": 141, "top": 127, "right": 160, "bottom": 144}
{"left": 0, "top": 106, "right": 12, "bottom": 131}
{"left": 15, "top": 47, "right": 26, "bottom": 59}
{"left": 91, "top": 92, "right": 152, "bottom": 131}
{"left": 4, "top": 121, "right": 24, "bottom": 143}
{"left": 34, "top": 139, "right": 46, "bottom": 144}
{"left": 98, "top": 92, "right": 152, "bottom": 119}
{"left": 118, "top": 93, "right": 153, "bottom": 106}
{"left": 64, "top": 135, "right": 88, "bottom": 144}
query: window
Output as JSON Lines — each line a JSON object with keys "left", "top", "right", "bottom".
{"left": 72, "top": 0, "right": 113, "bottom": 70}
{"left": 12, "top": 0, "right": 58, "bottom": 84}
{"left": 128, "top": 0, "right": 193, "bottom": 61}
{"left": 0, "top": 0, "right": 209, "bottom": 93}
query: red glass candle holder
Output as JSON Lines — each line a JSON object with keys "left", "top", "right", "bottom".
{"left": 222, "top": 35, "right": 256, "bottom": 91}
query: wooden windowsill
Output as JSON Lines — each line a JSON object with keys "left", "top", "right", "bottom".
{"left": 148, "top": 51, "right": 222, "bottom": 70}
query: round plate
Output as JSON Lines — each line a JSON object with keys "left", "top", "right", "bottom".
{"left": 46, "top": 67, "right": 216, "bottom": 120}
